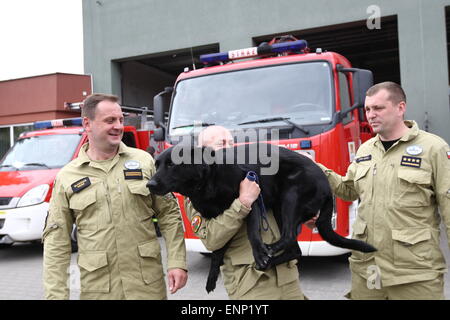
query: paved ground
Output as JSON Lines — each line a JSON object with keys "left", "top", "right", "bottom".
{"left": 0, "top": 230, "right": 449, "bottom": 300}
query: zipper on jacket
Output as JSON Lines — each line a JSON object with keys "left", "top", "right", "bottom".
{"left": 103, "top": 181, "right": 113, "bottom": 222}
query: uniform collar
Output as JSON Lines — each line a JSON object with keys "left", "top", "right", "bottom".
{"left": 398, "top": 120, "right": 419, "bottom": 142}
{"left": 373, "top": 120, "right": 419, "bottom": 148}
{"left": 74, "top": 141, "right": 129, "bottom": 167}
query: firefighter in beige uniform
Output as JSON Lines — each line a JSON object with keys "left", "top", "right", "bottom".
{"left": 43, "top": 94, "right": 187, "bottom": 299}
{"left": 186, "top": 126, "right": 306, "bottom": 300}
{"left": 317, "top": 82, "right": 450, "bottom": 299}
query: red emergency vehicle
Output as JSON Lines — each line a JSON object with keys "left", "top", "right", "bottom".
{"left": 152, "top": 36, "right": 374, "bottom": 256}
{"left": 0, "top": 110, "right": 154, "bottom": 248}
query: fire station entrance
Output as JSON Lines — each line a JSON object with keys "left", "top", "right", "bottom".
{"left": 118, "top": 44, "right": 219, "bottom": 111}
{"left": 254, "top": 15, "right": 400, "bottom": 85}
{"left": 118, "top": 16, "right": 400, "bottom": 116}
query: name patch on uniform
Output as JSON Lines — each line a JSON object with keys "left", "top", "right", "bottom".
{"left": 356, "top": 155, "right": 372, "bottom": 163}
{"left": 124, "top": 169, "right": 143, "bottom": 180}
{"left": 400, "top": 156, "right": 422, "bottom": 168}
{"left": 71, "top": 177, "right": 91, "bottom": 193}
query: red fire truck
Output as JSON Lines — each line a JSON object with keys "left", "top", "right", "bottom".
{"left": 152, "top": 36, "right": 374, "bottom": 256}
{"left": 0, "top": 108, "right": 154, "bottom": 248}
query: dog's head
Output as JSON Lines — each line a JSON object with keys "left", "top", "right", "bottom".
{"left": 147, "top": 144, "right": 216, "bottom": 197}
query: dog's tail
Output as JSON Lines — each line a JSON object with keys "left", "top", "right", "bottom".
{"left": 315, "top": 196, "right": 377, "bottom": 253}
{"left": 205, "top": 244, "right": 229, "bottom": 293}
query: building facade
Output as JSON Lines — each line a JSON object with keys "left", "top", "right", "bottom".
{"left": 0, "top": 73, "right": 91, "bottom": 158}
{"left": 82, "top": 0, "right": 450, "bottom": 142}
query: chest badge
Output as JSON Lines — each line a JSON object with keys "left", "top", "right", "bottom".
{"left": 124, "top": 160, "right": 141, "bottom": 170}
{"left": 124, "top": 169, "right": 143, "bottom": 180}
{"left": 406, "top": 145, "right": 423, "bottom": 156}
{"left": 400, "top": 156, "right": 422, "bottom": 168}
{"left": 71, "top": 177, "right": 91, "bottom": 193}
{"left": 356, "top": 155, "right": 372, "bottom": 163}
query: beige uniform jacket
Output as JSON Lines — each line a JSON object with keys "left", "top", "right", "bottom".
{"left": 185, "top": 198, "right": 299, "bottom": 299}
{"left": 318, "top": 121, "right": 450, "bottom": 286}
{"left": 43, "top": 142, "right": 186, "bottom": 300}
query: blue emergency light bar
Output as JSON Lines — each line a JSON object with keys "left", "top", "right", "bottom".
{"left": 34, "top": 117, "right": 83, "bottom": 130}
{"left": 200, "top": 39, "right": 308, "bottom": 64}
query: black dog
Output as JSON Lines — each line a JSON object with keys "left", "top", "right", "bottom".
{"left": 147, "top": 143, "right": 376, "bottom": 292}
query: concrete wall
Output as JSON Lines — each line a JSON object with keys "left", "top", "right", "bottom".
{"left": 83, "top": 0, "right": 450, "bottom": 142}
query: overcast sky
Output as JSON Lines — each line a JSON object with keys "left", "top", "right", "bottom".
{"left": 0, "top": 0, "right": 83, "bottom": 81}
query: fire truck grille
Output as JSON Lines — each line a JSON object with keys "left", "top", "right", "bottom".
{"left": 0, "top": 219, "right": 4, "bottom": 230}
{"left": 0, "top": 198, "right": 12, "bottom": 206}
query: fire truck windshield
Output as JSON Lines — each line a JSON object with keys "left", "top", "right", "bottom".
{"left": 0, "top": 134, "right": 82, "bottom": 171}
{"left": 169, "top": 61, "right": 333, "bottom": 138}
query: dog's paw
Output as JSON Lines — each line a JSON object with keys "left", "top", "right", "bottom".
{"left": 261, "top": 243, "right": 275, "bottom": 258}
{"left": 264, "top": 244, "right": 277, "bottom": 258}
{"left": 255, "top": 255, "right": 270, "bottom": 271}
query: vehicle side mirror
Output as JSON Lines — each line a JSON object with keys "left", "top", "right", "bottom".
{"left": 337, "top": 66, "right": 373, "bottom": 120}
{"left": 153, "top": 87, "right": 173, "bottom": 127}
{"left": 153, "top": 127, "right": 165, "bottom": 142}
{"left": 352, "top": 69, "right": 373, "bottom": 108}
{"left": 153, "top": 87, "right": 173, "bottom": 141}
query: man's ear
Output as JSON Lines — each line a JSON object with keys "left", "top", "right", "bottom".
{"left": 82, "top": 117, "right": 91, "bottom": 132}
{"left": 398, "top": 101, "right": 407, "bottom": 117}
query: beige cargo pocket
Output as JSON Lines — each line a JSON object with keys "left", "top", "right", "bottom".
{"left": 350, "top": 219, "right": 369, "bottom": 261}
{"left": 138, "top": 240, "right": 164, "bottom": 285}
{"left": 77, "top": 252, "right": 110, "bottom": 293}
{"left": 392, "top": 228, "right": 432, "bottom": 268}
{"left": 354, "top": 165, "right": 372, "bottom": 201}
{"left": 69, "top": 191, "right": 97, "bottom": 231}
{"left": 395, "top": 168, "right": 432, "bottom": 207}
{"left": 230, "top": 251, "right": 264, "bottom": 298}
{"left": 126, "top": 181, "right": 153, "bottom": 220}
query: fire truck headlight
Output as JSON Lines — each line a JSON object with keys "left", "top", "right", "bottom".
{"left": 17, "top": 184, "right": 50, "bottom": 208}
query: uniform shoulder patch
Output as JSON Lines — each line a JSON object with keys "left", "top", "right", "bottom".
{"left": 71, "top": 177, "right": 91, "bottom": 193}
{"left": 191, "top": 215, "right": 202, "bottom": 233}
{"left": 447, "top": 151, "right": 450, "bottom": 159}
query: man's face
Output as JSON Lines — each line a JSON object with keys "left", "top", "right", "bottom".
{"left": 84, "top": 100, "right": 124, "bottom": 150}
{"left": 200, "top": 128, "right": 234, "bottom": 150}
{"left": 364, "top": 89, "right": 405, "bottom": 137}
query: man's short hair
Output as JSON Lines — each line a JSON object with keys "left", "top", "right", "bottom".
{"left": 81, "top": 93, "right": 120, "bottom": 119}
{"left": 366, "top": 81, "right": 406, "bottom": 105}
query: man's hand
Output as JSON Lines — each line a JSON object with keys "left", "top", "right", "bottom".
{"left": 238, "top": 178, "right": 261, "bottom": 209}
{"left": 167, "top": 268, "right": 188, "bottom": 294}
